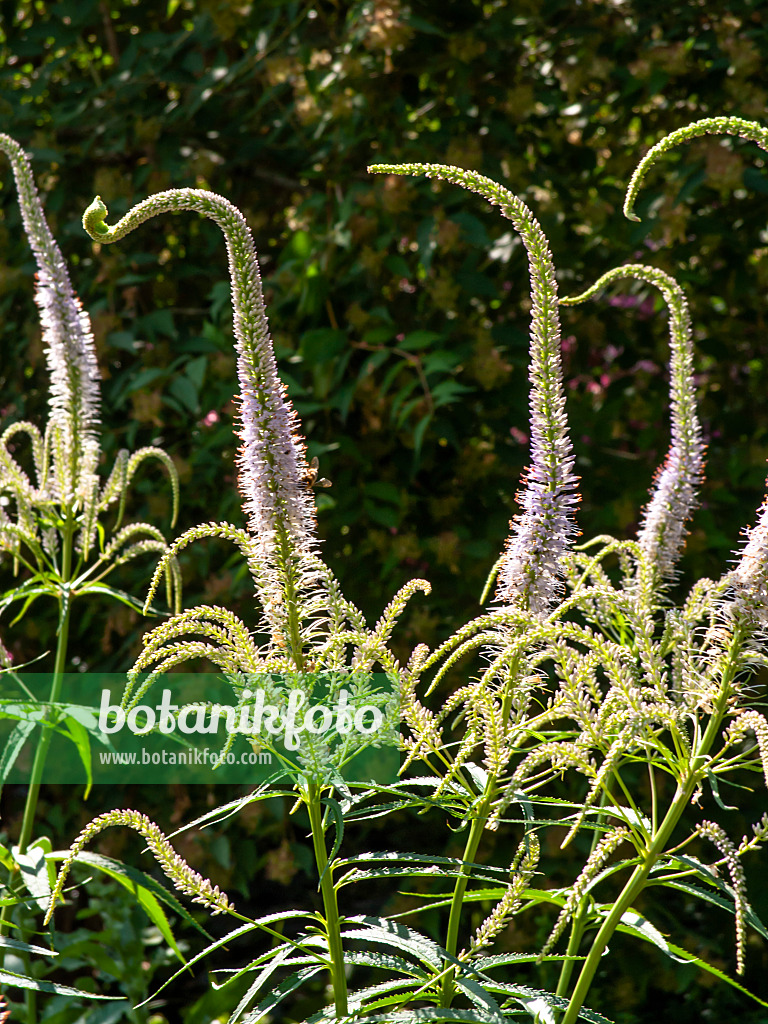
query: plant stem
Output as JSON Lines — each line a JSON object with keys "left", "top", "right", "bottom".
{"left": 559, "top": 658, "right": 737, "bottom": 1024}
{"left": 439, "top": 784, "right": 495, "bottom": 1007}
{"left": 554, "top": 897, "right": 589, "bottom": 1004}
{"left": 440, "top": 659, "right": 522, "bottom": 1008}
{"left": 17, "top": 512, "right": 75, "bottom": 856}
{"left": 276, "top": 522, "right": 305, "bottom": 670}
{"left": 554, "top": 786, "right": 610, "bottom": 1008}
{"left": 0, "top": 512, "right": 74, "bottom": 1024}
{"left": 558, "top": 783, "right": 691, "bottom": 1024}
{"left": 306, "top": 781, "right": 348, "bottom": 1018}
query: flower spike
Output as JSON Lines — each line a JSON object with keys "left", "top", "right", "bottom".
{"left": 84, "top": 191, "right": 316, "bottom": 645}
{"left": 46, "top": 809, "right": 233, "bottom": 923}
{"left": 562, "top": 265, "right": 704, "bottom": 581}
{"left": 622, "top": 116, "right": 768, "bottom": 618}
{"left": 369, "top": 163, "right": 579, "bottom": 616}
{"left": 1, "top": 134, "right": 101, "bottom": 502}
{"left": 624, "top": 116, "right": 768, "bottom": 222}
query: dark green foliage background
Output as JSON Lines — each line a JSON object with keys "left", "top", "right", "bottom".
{"left": 1, "top": 1, "right": 768, "bottom": 1022}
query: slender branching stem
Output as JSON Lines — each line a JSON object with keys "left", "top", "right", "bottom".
{"left": 16, "top": 510, "right": 75, "bottom": 856}
{"left": 0, "top": 510, "right": 75, "bottom": 1024}
{"left": 648, "top": 760, "right": 658, "bottom": 834}
{"left": 275, "top": 521, "right": 305, "bottom": 669}
{"left": 306, "top": 782, "right": 348, "bottom": 1018}
{"left": 439, "top": 658, "right": 526, "bottom": 1006}
{"left": 555, "top": 895, "right": 590, "bottom": 1004}
{"left": 439, "top": 784, "right": 496, "bottom": 1008}
{"left": 559, "top": 637, "right": 740, "bottom": 1024}
{"left": 553, "top": 785, "right": 610, "bottom": 1007}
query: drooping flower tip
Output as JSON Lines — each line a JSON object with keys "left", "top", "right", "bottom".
{"left": 83, "top": 196, "right": 110, "bottom": 237}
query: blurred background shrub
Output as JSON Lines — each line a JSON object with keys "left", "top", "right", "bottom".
{"left": 2, "top": 2, "right": 768, "bottom": 1021}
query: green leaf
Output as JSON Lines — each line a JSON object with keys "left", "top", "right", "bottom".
{"left": 124, "top": 367, "right": 167, "bottom": 394}
{"left": 61, "top": 714, "right": 93, "bottom": 797}
{"left": 613, "top": 908, "right": 687, "bottom": 962}
{"left": 135, "top": 912, "right": 316, "bottom": 1006}
{"left": 656, "top": 878, "right": 768, "bottom": 942}
{"left": 453, "top": 976, "right": 505, "bottom": 1023}
{"left": 431, "top": 380, "right": 473, "bottom": 407}
{"left": 412, "top": 412, "right": 431, "bottom": 466}
{"left": 301, "top": 328, "right": 347, "bottom": 365}
{"left": 222, "top": 945, "right": 294, "bottom": 1022}
{"left": 0, "top": 718, "right": 37, "bottom": 789}
{"left": 319, "top": 796, "right": 344, "bottom": 888}
{"left": 31, "top": 835, "right": 56, "bottom": 889}
{"left": 336, "top": 850, "right": 508, "bottom": 881}
{"left": 340, "top": 949, "right": 430, "bottom": 978}
{"left": 76, "top": 582, "right": 159, "bottom": 614}
{"left": 63, "top": 851, "right": 196, "bottom": 961}
{"left": 661, "top": 940, "right": 768, "bottom": 1006}
{"left": 399, "top": 330, "right": 442, "bottom": 351}
{"left": 0, "top": 934, "right": 56, "bottom": 956}
{"left": 0, "top": 967, "right": 120, "bottom": 998}
{"left": 0, "top": 839, "right": 14, "bottom": 871}
{"left": 340, "top": 864, "right": 511, "bottom": 888}
{"left": 706, "top": 768, "right": 737, "bottom": 810}
{"left": 365, "top": 484, "right": 399, "bottom": 507}
{"left": 341, "top": 1009, "right": 530, "bottom": 1024}
{"left": 185, "top": 354, "right": 208, "bottom": 390}
{"left": 168, "top": 374, "right": 200, "bottom": 414}
{"left": 337, "top": 978, "right": 426, "bottom": 1015}
{"left": 242, "top": 965, "right": 325, "bottom": 1022}
{"left": 14, "top": 842, "right": 50, "bottom": 911}
{"left": 341, "top": 916, "right": 444, "bottom": 970}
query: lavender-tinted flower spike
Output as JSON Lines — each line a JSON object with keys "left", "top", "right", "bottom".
{"left": 83, "top": 192, "right": 316, "bottom": 640}
{"left": 0, "top": 135, "right": 100, "bottom": 502}
{"left": 618, "top": 116, "right": 768, "bottom": 613}
{"left": 369, "top": 163, "right": 579, "bottom": 615}
{"left": 727, "top": 491, "right": 768, "bottom": 624}
{"left": 561, "top": 265, "right": 704, "bottom": 579}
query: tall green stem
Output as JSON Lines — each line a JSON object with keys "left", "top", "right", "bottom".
{"left": 306, "top": 782, "right": 348, "bottom": 1018}
{"left": 559, "top": 655, "right": 738, "bottom": 1024}
{"left": 0, "top": 512, "right": 75, "bottom": 1024}
{"left": 18, "top": 512, "right": 75, "bottom": 855}
{"left": 554, "top": 788, "right": 611, "bottom": 1007}
{"left": 554, "top": 897, "right": 590, "bottom": 1004}
{"left": 275, "top": 523, "right": 305, "bottom": 670}
{"left": 559, "top": 782, "right": 692, "bottom": 1024}
{"left": 440, "top": 660, "right": 523, "bottom": 1008}
{"left": 439, "top": 781, "right": 496, "bottom": 1007}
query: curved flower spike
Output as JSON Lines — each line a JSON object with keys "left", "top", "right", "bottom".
{"left": 0, "top": 134, "right": 101, "bottom": 503}
{"left": 561, "top": 265, "right": 704, "bottom": 581}
{"left": 46, "top": 809, "right": 233, "bottom": 923}
{"left": 621, "top": 117, "right": 768, "bottom": 618}
{"left": 623, "top": 116, "right": 768, "bottom": 222}
{"left": 369, "top": 163, "right": 579, "bottom": 616}
{"left": 694, "top": 820, "right": 748, "bottom": 975}
{"left": 83, "top": 192, "right": 316, "bottom": 645}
